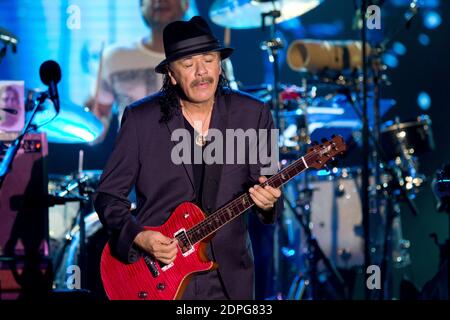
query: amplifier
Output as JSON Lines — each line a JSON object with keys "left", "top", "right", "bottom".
{"left": 0, "top": 132, "right": 49, "bottom": 257}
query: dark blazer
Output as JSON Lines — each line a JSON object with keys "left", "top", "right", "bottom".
{"left": 94, "top": 90, "right": 282, "bottom": 300}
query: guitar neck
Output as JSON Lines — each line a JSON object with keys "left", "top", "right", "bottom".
{"left": 186, "top": 154, "right": 316, "bottom": 245}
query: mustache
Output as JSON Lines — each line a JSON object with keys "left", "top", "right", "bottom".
{"left": 191, "top": 77, "right": 214, "bottom": 88}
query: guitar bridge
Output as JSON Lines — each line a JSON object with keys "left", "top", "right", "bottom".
{"left": 174, "top": 228, "right": 194, "bottom": 256}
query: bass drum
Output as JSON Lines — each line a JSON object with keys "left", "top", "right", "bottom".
{"left": 307, "top": 168, "right": 410, "bottom": 269}
{"left": 308, "top": 168, "right": 368, "bottom": 269}
{"left": 53, "top": 212, "right": 108, "bottom": 299}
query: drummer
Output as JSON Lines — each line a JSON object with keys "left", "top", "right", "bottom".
{"left": 86, "top": 0, "right": 190, "bottom": 143}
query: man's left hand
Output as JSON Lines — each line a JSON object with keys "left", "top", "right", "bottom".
{"left": 249, "top": 176, "right": 282, "bottom": 211}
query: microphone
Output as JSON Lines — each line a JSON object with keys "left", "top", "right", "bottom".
{"left": 39, "top": 60, "right": 61, "bottom": 113}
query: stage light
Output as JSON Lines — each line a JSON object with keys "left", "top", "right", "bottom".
{"left": 423, "top": 11, "right": 441, "bottom": 29}
{"left": 418, "top": 33, "right": 430, "bottom": 46}
{"left": 422, "top": 0, "right": 440, "bottom": 8}
{"left": 281, "top": 247, "right": 296, "bottom": 258}
{"left": 307, "top": 22, "right": 344, "bottom": 38}
{"left": 382, "top": 53, "right": 399, "bottom": 68}
{"left": 392, "top": 42, "right": 407, "bottom": 56}
{"left": 417, "top": 91, "right": 431, "bottom": 110}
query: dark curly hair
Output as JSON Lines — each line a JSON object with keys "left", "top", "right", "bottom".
{"left": 158, "top": 71, "right": 231, "bottom": 123}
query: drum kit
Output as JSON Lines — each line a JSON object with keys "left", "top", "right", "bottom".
{"left": 210, "top": 0, "right": 434, "bottom": 300}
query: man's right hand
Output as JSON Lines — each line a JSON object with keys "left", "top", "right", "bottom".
{"left": 134, "top": 230, "right": 178, "bottom": 265}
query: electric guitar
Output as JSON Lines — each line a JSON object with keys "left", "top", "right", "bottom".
{"left": 100, "top": 135, "right": 347, "bottom": 300}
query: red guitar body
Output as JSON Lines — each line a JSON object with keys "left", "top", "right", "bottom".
{"left": 100, "top": 202, "right": 215, "bottom": 300}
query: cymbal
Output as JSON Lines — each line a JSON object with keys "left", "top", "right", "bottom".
{"left": 209, "top": 0, "right": 324, "bottom": 29}
{"left": 276, "top": 106, "right": 345, "bottom": 123}
{"left": 33, "top": 100, "right": 104, "bottom": 144}
{"left": 277, "top": 98, "right": 395, "bottom": 124}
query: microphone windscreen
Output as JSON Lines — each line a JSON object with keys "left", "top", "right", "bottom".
{"left": 39, "top": 60, "right": 62, "bottom": 85}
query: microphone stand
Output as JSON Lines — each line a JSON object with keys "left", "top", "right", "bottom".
{"left": 0, "top": 92, "right": 49, "bottom": 188}
{"left": 359, "top": 0, "right": 372, "bottom": 301}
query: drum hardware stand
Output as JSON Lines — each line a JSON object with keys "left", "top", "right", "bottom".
{"left": 339, "top": 77, "right": 419, "bottom": 298}
{"left": 431, "top": 165, "right": 450, "bottom": 299}
{"left": 259, "top": 7, "right": 283, "bottom": 131}
{"left": 284, "top": 195, "right": 347, "bottom": 299}
{"left": 358, "top": 0, "right": 372, "bottom": 300}
{"left": 77, "top": 173, "right": 89, "bottom": 291}
{"left": 360, "top": 0, "right": 420, "bottom": 299}
{"left": 55, "top": 151, "right": 95, "bottom": 291}
{"left": 46, "top": 193, "right": 87, "bottom": 290}
{"left": 259, "top": 6, "right": 284, "bottom": 297}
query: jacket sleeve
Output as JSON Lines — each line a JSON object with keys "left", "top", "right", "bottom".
{"left": 249, "top": 102, "right": 284, "bottom": 224}
{"left": 93, "top": 106, "right": 143, "bottom": 263}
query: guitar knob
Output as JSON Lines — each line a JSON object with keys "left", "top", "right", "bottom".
{"left": 157, "top": 283, "right": 166, "bottom": 291}
{"left": 138, "top": 291, "right": 148, "bottom": 299}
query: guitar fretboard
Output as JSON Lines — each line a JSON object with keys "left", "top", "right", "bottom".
{"left": 186, "top": 150, "right": 322, "bottom": 245}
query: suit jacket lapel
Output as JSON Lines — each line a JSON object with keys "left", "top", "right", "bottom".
{"left": 164, "top": 106, "right": 195, "bottom": 194}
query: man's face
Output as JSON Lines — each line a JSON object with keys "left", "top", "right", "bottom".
{"left": 142, "top": 0, "right": 188, "bottom": 30}
{"left": 1, "top": 89, "right": 19, "bottom": 109}
{"left": 168, "top": 52, "right": 221, "bottom": 105}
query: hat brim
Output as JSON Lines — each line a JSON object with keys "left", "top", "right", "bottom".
{"left": 155, "top": 46, "right": 234, "bottom": 74}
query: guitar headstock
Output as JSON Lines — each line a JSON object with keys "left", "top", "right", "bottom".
{"left": 306, "top": 135, "right": 347, "bottom": 170}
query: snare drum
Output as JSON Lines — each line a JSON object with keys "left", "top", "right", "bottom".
{"left": 48, "top": 170, "right": 102, "bottom": 242}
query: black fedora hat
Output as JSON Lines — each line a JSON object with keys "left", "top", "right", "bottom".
{"left": 155, "top": 16, "right": 233, "bottom": 74}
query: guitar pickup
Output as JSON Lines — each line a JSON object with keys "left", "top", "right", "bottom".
{"left": 174, "top": 228, "right": 194, "bottom": 256}
{"left": 143, "top": 254, "right": 159, "bottom": 278}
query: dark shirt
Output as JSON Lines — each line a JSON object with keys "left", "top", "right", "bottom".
{"left": 183, "top": 117, "right": 206, "bottom": 208}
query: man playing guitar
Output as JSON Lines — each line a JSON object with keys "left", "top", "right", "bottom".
{"left": 94, "top": 16, "right": 282, "bottom": 300}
